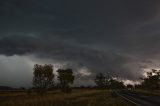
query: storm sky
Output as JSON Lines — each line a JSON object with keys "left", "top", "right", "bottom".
{"left": 1, "top": 0, "right": 160, "bottom": 87}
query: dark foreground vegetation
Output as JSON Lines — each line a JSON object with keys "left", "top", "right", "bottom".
{"left": 139, "top": 69, "right": 160, "bottom": 90}
{"left": 31, "top": 64, "right": 129, "bottom": 94}
{"left": 21, "top": 64, "right": 160, "bottom": 94}
{"left": 0, "top": 90, "right": 132, "bottom": 106}
{"left": 0, "top": 64, "right": 159, "bottom": 106}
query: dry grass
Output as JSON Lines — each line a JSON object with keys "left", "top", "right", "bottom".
{"left": 0, "top": 89, "right": 132, "bottom": 106}
{"left": 132, "top": 89, "right": 160, "bottom": 96}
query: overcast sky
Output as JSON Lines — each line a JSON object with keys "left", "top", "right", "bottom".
{"left": 1, "top": 0, "right": 160, "bottom": 87}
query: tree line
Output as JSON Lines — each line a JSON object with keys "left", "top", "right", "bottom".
{"left": 94, "top": 73, "right": 125, "bottom": 89}
{"left": 32, "top": 64, "right": 160, "bottom": 94}
{"left": 137, "top": 69, "right": 160, "bottom": 90}
{"left": 95, "top": 69, "right": 160, "bottom": 90}
{"left": 32, "top": 64, "right": 127, "bottom": 94}
{"left": 33, "top": 64, "right": 74, "bottom": 94}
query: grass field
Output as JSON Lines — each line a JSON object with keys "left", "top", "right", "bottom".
{"left": 0, "top": 89, "right": 132, "bottom": 106}
{"left": 132, "top": 89, "right": 160, "bottom": 96}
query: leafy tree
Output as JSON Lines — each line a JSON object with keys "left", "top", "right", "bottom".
{"left": 126, "top": 84, "right": 134, "bottom": 90}
{"left": 33, "top": 64, "right": 54, "bottom": 94}
{"left": 94, "top": 73, "right": 125, "bottom": 89}
{"left": 134, "top": 84, "right": 141, "bottom": 89}
{"left": 57, "top": 69, "right": 74, "bottom": 93}
{"left": 109, "top": 78, "right": 125, "bottom": 89}
{"left": 141, "top": 69, "right": 160, "bottom": 90}
{"left": 95, "top": 73, "right": 110, "bottom": 89}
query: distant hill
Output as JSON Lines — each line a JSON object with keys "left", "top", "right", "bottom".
{"left": 0, "top": 86, "right": 14, "bottom": 90}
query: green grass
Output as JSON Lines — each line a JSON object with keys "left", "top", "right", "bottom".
{"left": 0, "top": 89, "right": 132, "bottom": 106}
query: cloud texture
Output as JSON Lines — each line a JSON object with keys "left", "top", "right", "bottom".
{"left": 1, "top": 0, "right": 160, "bottom": 87}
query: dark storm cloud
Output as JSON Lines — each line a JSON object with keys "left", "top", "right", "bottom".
{"left": 0, "top": 34, "right": 135, "bottom": 80}
{"left": 0, "top": 0, "right": 158, "bottom": 33}
{"left": 0, "top": 0, "right": 160, "bottom": 86}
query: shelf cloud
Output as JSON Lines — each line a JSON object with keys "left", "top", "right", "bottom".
{"left": 0, "top": 0, "right": 160, "bottom": 87}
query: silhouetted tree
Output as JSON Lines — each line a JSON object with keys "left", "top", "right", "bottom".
{"left": 57, "top": 69, "right": 74, "bottom": 93}
{"left": 94, "top": 73, "right": 125, "bottom": 89}
{"left": 19, "top": 87, "right": 25, "bottom": 90}
{"left": 33, "top": 64, "right": 54, "bottom": 94}
{"left": 134, "top": 84, "right": 141, "bottom": 89}
{"left": 141, "top": 69, "right": 160, "bottom": 90}
{"left": 95, "top": 73, "right": 106, "bottom": 89}
{"left": 109, "top": 78, "right": 125, "bottom": 89}
{"left": 126, "top": 84, "right": 134, "bottom": 90}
